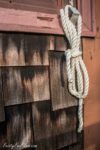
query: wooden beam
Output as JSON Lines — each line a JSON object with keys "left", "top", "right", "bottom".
{"left": 0, "top": 0, "right": 96, "bottom": 37}
{"left": 0, "top": 7, "right": 63, "bottom": 35}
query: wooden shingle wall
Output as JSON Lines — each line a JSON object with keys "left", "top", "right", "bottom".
{"left": 0, "top": 33, "right": 83, "bottom": 150}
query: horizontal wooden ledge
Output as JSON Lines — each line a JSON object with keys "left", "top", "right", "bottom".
{"left": 0, "top": 7, "right": 95, "bottom": 37}
{"left": 0, "top": 7, "right": 63, "bottom": 35}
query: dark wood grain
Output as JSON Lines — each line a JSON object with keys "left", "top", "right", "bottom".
{"left": 59, "top": 143, "right": 83, "bottom": 150}
{"left": 23, "top": 34, "right": 49, "bottom": 66}
{"left": 2, "top": 66, "right": 50, "bottom": 106}
{"left": 0, "top": 122, "right": 7, "bottom": 148}
{"left": 32, "top": 101, "right": 78, "bottom": 149}
{"left": 49, "top": 51, "right": 77, "bottom": 111}
{"left": 5, "top": 103, "right": 34, "bottom": 149}
{"left": 0, "top": 69, "right": 5, "bottom": 122}
{"left": 0, "top": 33, "right": 49, "bottom": 66}
{"left": 32, "top": 101, "right": 52, "bottom": 141}
{"left": 36, "top": 137, "right": 56, "bottom": 150}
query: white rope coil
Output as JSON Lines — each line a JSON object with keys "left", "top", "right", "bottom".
{"left": 60, "top": 5, "right": 89, "bottom": 133}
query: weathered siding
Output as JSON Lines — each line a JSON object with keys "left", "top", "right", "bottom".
{"left": 0, "top": 33, "right": 82, "bottom": 150}
{"left": 2, "top": 66, "right": 50, "bottom": 106}
{"left": 49, "top": 51, "right": 77, "bottom": 110}
{"left": 0, "top": 34, "right": 49, "bottom": 66}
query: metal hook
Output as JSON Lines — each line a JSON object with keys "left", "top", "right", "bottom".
{"left": 69, "top": 0, "right": 80, "bottom": 15}
{"left": 69, "top": 0, "right": 74, "bottom": 6}
{"left": 69, "top": 5, "right": 80, "bottom": 15}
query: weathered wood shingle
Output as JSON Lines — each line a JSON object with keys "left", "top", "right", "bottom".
{"left": 5, "top": 104, "right": 34, "bottom": 149}
{"left": 32, "top": 101, "right": 78, "bottom": 149}
{"left": 2, "top": 66, "right": 50, "bottom": 106}
{"left": 0, "top": 33, "right": 49, "bottom": 66}
{"left": 0, "top": 69, "right": 5, "bottom": 122}
{"left": 0, "top": 32, "right": 83, "bottom": 150}
{"left": 49, "top": 51, "right": 77, "bottom": 110}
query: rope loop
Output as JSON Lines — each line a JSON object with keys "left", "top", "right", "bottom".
{"left": 60, "top": 4, "right": 89, "bottom": 133}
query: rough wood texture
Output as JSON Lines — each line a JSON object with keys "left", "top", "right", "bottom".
{"left": 49, "top": 51, "right": 77, "bottom": 110}
{"left": 0, "top": 69, "right": 5, "bottom": 122}
{"left": 60, "top": 143, "right": 83, "bottom": 150}
{"left": 59, "top": 132, "right": 83, "bottom": 150}
{"left": 2, "top": 66, "right": 50, "bottom": 106}
{"left": 36, "top": 137, "right": 56, "bottom": 150}
{"left": 5, "top": 104, "right": 34, "bottom": 149}
{"left": 32, "top": 101, "right": 78, "bottom": 150}
{"left": 0, "top": 30, "right": 84, "bottom": 149}
{"left": 0, "top": 7, "right": 63, "bottom": 35}
{"left": 0, "top": 33, "right": 49, "bottom": 66}
{"left": 0, "top": 122, "right": 7, "bottom": 147}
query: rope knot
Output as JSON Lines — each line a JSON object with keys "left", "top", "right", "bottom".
{"left": 65, "top": 49, "right": 82, "bottom": 58}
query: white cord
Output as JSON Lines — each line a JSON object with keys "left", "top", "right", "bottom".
{"left": 60, "top": 5, "right": 89, "bottom": 133}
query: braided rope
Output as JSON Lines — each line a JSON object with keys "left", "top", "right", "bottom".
{"left": 60, "top": 5, "right": 89, "bottom": 133}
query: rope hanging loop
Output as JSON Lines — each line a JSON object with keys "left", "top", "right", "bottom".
{"left": 60, "top": 4, "right": 89, "bottom": 133}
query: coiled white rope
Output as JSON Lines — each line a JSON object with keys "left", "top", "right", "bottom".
{"left": 60, "top": 5, "right": 89, "bottom": 132}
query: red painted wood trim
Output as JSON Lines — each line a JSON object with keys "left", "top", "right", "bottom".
{"left": 0, "top": 7, "right": 64, "bottom": 35}
{"left": 0, "top": 0, "right": 96, "bottom": 37}
{"left": 0, "top": 7, "right": 63, "bottom": 35}
{"left": 77, "top": 0, "right": 96, "bottom": 37}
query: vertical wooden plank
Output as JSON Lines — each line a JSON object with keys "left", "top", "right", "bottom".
{"left": 2, "top": 33, "right": 20, "bottom": 66}
{"left": 0, "top": 69, "right": 5, "bottom": 122}
{"left": 83, "top": 37, "right": 100, "bottom": 150}
{"left": 21, "top": 66, "right": 50, "bottom": 102}
{"left": 32, "top": 67, "right": 50, "bottom": 101}
{"left": 32, "top": 101, "right": 52, "bottom": 141}
{"left": 0, "top": 34, "right": 3, "bottom": 66}
{"left": 55, "top": 107, "right": 78, "bottom": 149}
{"left": 3, "top": 66, "right": 50, "bottom": 106}
{"left": 78, "top": 0, "right": 96, "bottom": 37}
{"left": 32, "top": 101, "right": 56, "bottom": 150}
{"left": 49, "top": 51, "right": 77, "bottom": 111}
{"left": 5, "top": 103, "right": 34, "bottom": 149}
{"left": 2, "top": 67, "right": 23, "bottom": 106}
{"left": 47, "top": 36, "right": 55, "bottom": 51}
